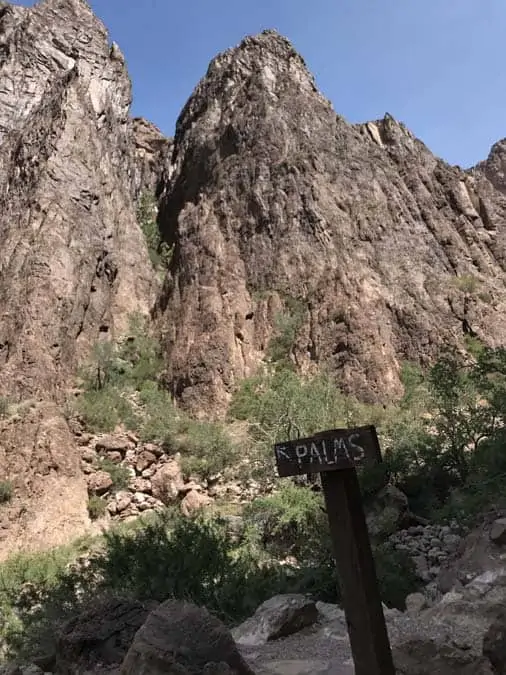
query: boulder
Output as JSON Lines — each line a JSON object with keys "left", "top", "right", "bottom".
{"left": 490, "top": 518, "right": 506, "bottom": 547}
{"left": 0, "top": 666, "right": 45, "bottom": 675}
{"left": 86, "top": 470, "right": 113, "bottom": 495}
{"left": 483, "top": 608, "right": 506, "bottom": 674}
{"left": 405, "top": 592, "right": 428, "bottom": 615}
{"left": 366, "top": 485, "right": 410, "bottom": 538}
{"left": 55, "top": 596, "right": 154, "bottom": 673}
{"left": 95, "top": 434, "right": 134, "bottom": 455}
{"left": 150, "top": 459, "right": 184, "bottom": 503}
{"left": 115, "top": 490, "right": 133, "bottom": 513}
{"left": 392, "top": 633, "right": 493, "bottom": 674}
{"left": 180, "top": 489, "right": 213, "bottom": 517}
{"left": 120, "top": 598, "right": 255, "bottom": 674}
{"left": 136, "top": 450, "right": 157, "bottom": 473}
{"left": 232, "top": 594, "right": 318, "bottom": 647}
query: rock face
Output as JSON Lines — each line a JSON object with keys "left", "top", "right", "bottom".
{"left": 131, "top": 116, "right": 173, "bottom": 199}
{"left": 0, "top": 0, "right": 158, "bottom": 556}
{"left": 155, "top": 28, "right": 506, "bottom": 412}
{"left": 121, "top": 598, "right": 256, "bottom": 674}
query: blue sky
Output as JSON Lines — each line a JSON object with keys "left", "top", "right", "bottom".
{"left": 16, "top": 0, "right": 506, "bottom": 167}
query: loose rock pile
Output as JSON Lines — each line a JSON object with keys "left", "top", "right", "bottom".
{"left": 389, "top": 522, "right": 463, "bottom": 583}
{"left": 77, "top": 429, "right": 266, "bottom": 522}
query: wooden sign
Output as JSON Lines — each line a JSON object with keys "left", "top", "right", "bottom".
{"left": 274, "top": 424, "right": 382, "bottom": 477}
{"left": 274, "top": 425, "right": 395, "bottom": 675}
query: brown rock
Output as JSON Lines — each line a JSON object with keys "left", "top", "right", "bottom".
{"left": 151, "top": 459, "right": 184, "bottom": 504}
{"left": 96, "top": 435, "right": 135, "bottom": 455}
{"left": 0, "top": 403, "right": 91, "bottom": 562}
{"left": 153, "top": 29, "right": 506, "bottom": 412}
{"left": 86, "top": 471, "right": 113, "bottom": 496}
{"left": 135, "top": 450, "right": 157, "bottom": 473}
{"left": 0, "top": 0, "right": 157, "bottom": 554}
{"left": 180, "top": 489, "right": 213, "bottom": 517}
{"left": 106, "top": 451, "right": 123, "bottom": 464}
{"left": 120, "top": 599, "right": 255, "bottom": 674}
{"left": 131, "top": 117, "right": 173, "bottom": 198}
{"left": 81, "top": 447, "right": 98, "bottom": 463}
{"left": 115, "top": 490, "right": 133, "bottom": 513}
{"left": 130, "top": 477, "right": 152, "bottom": 494}
{"left": 143, "top": 442, "right": 164, "bottom": 458}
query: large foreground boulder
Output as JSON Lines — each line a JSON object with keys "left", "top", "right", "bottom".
{"left": 232, "top": 594, "right": 318, "bottom": 647}
{"left": 120, "top": 599, "right": 255, "bottom": 674}
{"left": 483, "top": 608, "right": 506, "bottom": 674}
{"left": 55, "top": 596, "right": 154, "bottom": 673}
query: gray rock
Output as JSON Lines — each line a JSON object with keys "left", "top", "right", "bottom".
{"left": 315, "top": 601, "right": 345, "bottom": 623}
{"left": 405, "top": 592, "right": 428, "bottom": 615}
{"left": 490, "top": 518, "right": 506, "bottom": 546}
{"left": 121, "top": 599, "right": 254, "bottom": 674}
{"left": 232, "top": 595, "right": 318, "bottom": 647}
{"left": 483, "top": 608, "right": 506, "bottom": 674}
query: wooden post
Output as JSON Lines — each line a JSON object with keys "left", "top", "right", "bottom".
{"left": 274, "top": 425, "right": 395, "bottom": 675}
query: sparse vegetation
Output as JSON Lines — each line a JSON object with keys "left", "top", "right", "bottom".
{"left": 137, "top": 191, "right": 173, "bottom": 269}
{"left": 5, "top": 304, "right": 506, "bottom": 661}
{"left": 265, "top": 295, "right": 306, "bottom": 366}
{"left": 0, "top": 397, "right": 9, "bottom": 418}
{"left": 87, "top": 495, "right": 107, "bottom": 520}
{"left": 0, "top": 481, "right": 13, "bottom": 504}
{"left": 98, "top": 458, "right": 131, "bottom": 492}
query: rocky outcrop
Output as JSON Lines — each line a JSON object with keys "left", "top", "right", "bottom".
{"left": 0, "top": 0, "right": 158, "bottom": 557}
{"left": 131, "top": 117, "right": 173, "bottom": 199}
{"left": 77, "top": 428, "right": 265, "bottom": 523}
{"left": 121, "top": 598, "right": 256, "bottom": 674}
{"left": 154, "top": 29, "right": 506, "bottom": 412}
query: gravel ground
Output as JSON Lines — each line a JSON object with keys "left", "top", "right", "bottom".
{"left": 239, "top": 619, "right": 355, "bottom": 674}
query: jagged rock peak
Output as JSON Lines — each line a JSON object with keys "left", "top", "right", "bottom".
{"left": 475, "top": 138, "right": 506, "bottom": 194}
{"left": 174, "top": 29, "right": 327, "bottom": 142}
{"left": 156, "top": 26, "right": 506, "bottom": 413}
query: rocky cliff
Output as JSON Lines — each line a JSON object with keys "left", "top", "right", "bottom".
{"left": 154, "top": 29, "right": 506, "bottom": 412}
{"left": 0, "top": 0, "right": 158, "bottom": 557}
{"left": 2, "top": 1, "right": 506, "bottom": 557}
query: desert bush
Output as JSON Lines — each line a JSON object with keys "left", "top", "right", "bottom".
{"left": 243, "top": 482, "right": 325, "bottom": 560}
{"left": 0, "top": 481, "right": 13, "bottom": 504}
{"left": 98, "top": 458, "right": 131, "bottom": 493}
{"left": 0, "top": 397, "right": 9, "bottom": 418}
{"left": 265, "top": 295, "right": 306, "bottom": 366}
{"left": 76, "top": 384, "right": 139, "bottom": 433}
{"left": 137, "top": 381, "right": 177, "bottom": 443}
{"left": 87, "top": 496, "right": 107, "bottom": 521}
{"left": 177, "top": 421, "right": 239, "bottom": 481}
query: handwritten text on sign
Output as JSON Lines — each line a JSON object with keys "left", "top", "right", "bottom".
{"left": 274, "top": 425, "right": 381, "bottom": 477}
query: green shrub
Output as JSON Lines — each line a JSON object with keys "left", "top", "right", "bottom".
{"left": 0, "top": 397, "right": 9, "bottom": 418}
{"left": 177, "top": 421, "right": 239, "bottom": 481}
{"left": 265, "top": 297, "right": 305, "bottom": 366}
{"left": 0, "top": 481, "right": 13, "bottom": 504}
{"left": 137, "top": 381, "right": 177, "bottom": 443}
{"left": 81, "top": 511, "right": 289, "bottom": 624}
{"left": 243, "top": 483, "right": 325, "bottom": 561}
{"left": 87, "top": 496, "right": 107, "bottom": 520}
{"left": 98, "top": 458, "right": 131, "bottom": 492}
